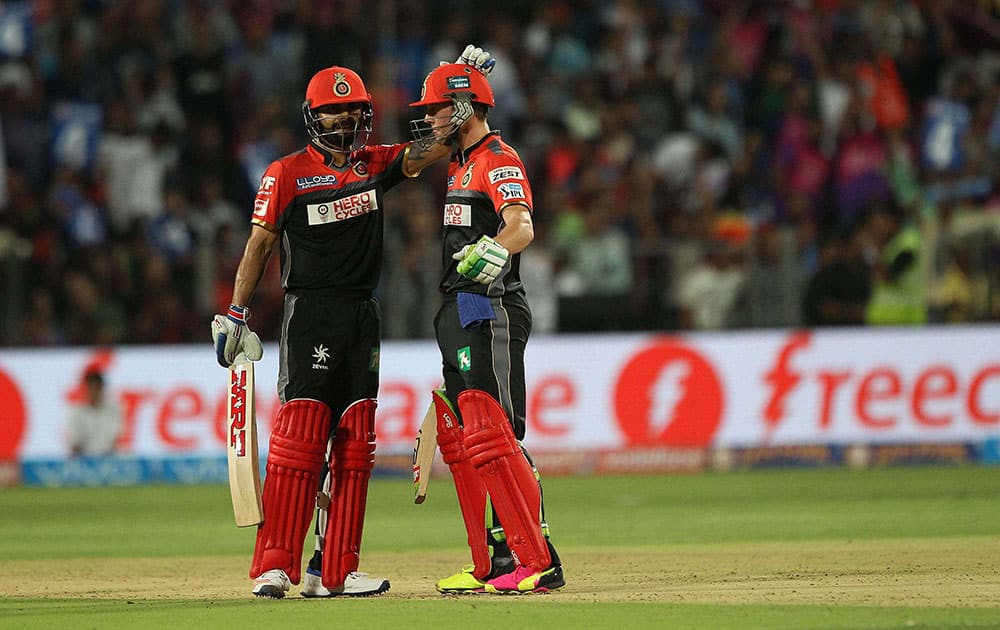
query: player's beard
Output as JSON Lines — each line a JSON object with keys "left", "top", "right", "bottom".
{"left": 320, "top": 120, "right": 359, "bottom": 153}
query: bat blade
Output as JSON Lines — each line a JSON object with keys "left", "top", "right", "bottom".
{"left": 412, "top": 393, "right": 440, "bottom": 504}
{"left": 227, "top": 359, "right": 263, "bottom": 527}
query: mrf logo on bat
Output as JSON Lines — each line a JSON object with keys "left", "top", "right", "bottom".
{"left": 229, "top": 369, "right": 248, "bottom": 457}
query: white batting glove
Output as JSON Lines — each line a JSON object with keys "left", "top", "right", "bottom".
{"left": 452, "top": 235, "right": 509, "bottom": 284}
{"left": 441, "top": 44, "right": 495, "bottom": 76}
{"left": 211, "top": 304, "right": 263, "bottom": 368}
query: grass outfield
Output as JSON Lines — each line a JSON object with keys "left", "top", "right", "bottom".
{"left": 2, "top": 465, "right": 1000, "bottom": 628}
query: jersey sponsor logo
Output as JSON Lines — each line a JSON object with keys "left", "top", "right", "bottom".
{"left": 307, "top": 190, "right": 379, "bottom": 225}
{"left": 461, "top": 164, "right": 474, "bottom": 188}
{"left": 444, "top": 203, "right": 472, "bottom": 226}
{"left": 296, "top": 175, "right": 338, "bottom": 190}
{"left": 312, "top": 344, "right": 330, "bottom": 370}
{"left": 447, "top": 75, "right": 471, "bottom": 90}
{"left": 258, "top": 175, "right": 276, "bottom": 194}
{"left": 457, "top": 346, "right": 472, "bottom": 372}
{"left": 447, "top": 175, "right": 456, "bottom": 188}
{"left": 488, "top": 166, "right": 524, "bottom": 183}
{"left": 497, "top": 182, "right": 526, "bottom": 200}
{"left": 253, "top": 198, "right": 269, "bottom": 217}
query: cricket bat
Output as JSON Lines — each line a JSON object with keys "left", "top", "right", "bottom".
{"left": 227, "top": 357, "right": 263, "bottom": 527}
{"left": 412, "top": 389, "right": 442, "bottom": 504}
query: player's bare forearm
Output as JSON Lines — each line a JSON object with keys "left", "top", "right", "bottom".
{"left": 231, "top": 225, "right": 278, "bottom": 307}
{"left": 495, "top": 204, "right": 534, "bottom": 254}
{"left": 403, "top": 141, "right": 451, "bottom": 177}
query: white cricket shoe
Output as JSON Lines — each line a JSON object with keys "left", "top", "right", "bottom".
{"left": 252, "top": 569, "right": 291, "bottom": 599}
{"left": 300, "top": 569, "right": 390, "bottom": 598}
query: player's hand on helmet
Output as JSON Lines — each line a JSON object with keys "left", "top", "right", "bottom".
{"left": 452, "top": 235, "right": 509, "bottom": 284}
{"left": 441, "top": 44, "right": 495, "bottom": 76}
{"left": 211, "top": 304, "right": 263, "bottom": 368}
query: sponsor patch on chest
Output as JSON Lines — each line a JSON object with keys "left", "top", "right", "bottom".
{"left": 444, "top": 203, "right": 472, "bottom": 226}
{"left": 307, "top": 190, "right": 379, "bottom": 225}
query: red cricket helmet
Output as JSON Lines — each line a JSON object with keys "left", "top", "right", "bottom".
{"left": 302, "top": 66, "right": 374, "bottom": 153}
{"left": 410, "top": 63, "right": 495, "bottom": 108}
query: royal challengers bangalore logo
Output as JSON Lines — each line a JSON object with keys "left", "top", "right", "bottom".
{"left": 333, "top": 72, "right": 351, "bottom": 97}
{"left": 461, "top": 164, "right": 474, "bottom": 188}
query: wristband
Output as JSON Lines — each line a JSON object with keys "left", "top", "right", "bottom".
{"left": 227, "top": 304, "right": 249, "bottom": 324}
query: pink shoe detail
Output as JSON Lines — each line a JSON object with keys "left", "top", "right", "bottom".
{"left": 485, "top": 566, "right": 537, "bottom": 593}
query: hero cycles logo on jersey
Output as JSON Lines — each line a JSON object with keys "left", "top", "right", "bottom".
{"left": 443, "top": 203, "right": 472, "bottom": 226}
{"left": 307, "top": 189, "right": 379, "bottom": 225}
{"left": 228, "top": 368, "right": 249, "bottom": 457}
{"left": 296, "top": 174, "right": 338, "bottom": 190}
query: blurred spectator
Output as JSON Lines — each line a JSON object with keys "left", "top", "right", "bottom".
{"left": 736, "top": 224, "right": 803, "bottom": 328}
{"left": 863, "top": 201, "right": 927, "bottom": 325}
{"left": 1, "top": 0, "right": 999, "bottom": 347}
{"left": 676, "top": 238, "right": 746, "bottom": 331}
{"left": 802, "top": 225, "right": 872, "bottom": 327}
{"left": 66, "top": 369, "right": 123, "bottom": 457}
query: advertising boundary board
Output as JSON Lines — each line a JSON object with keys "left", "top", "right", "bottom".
{"left": 1, "top": 326, "right": 998, "bottom": 486}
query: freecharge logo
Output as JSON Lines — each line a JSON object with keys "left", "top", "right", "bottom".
{"left": 613, "top": 339, "right": 724, "bottom": 447}
{"left": 0, "top": 367, "right": 27, "bottom": 460}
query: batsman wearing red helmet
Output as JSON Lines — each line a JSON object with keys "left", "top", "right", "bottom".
{"left": 212, "top": 48, "right": 494, "bottom": 599}
{"left": 410, "top": 63, "right": 565, "bottom": 594}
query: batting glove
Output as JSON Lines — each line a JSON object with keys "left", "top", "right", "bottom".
{"left": 452, "top": 235, "right": 509, "bottom": 284}
{"left": 457, "top": 44, "right": 495, "bottom": 76}
{"left": 440, "top": 44, "right": 495, "bottom": 76}
{"left": 211, "top": 304, "right": 264, "bottom": 368}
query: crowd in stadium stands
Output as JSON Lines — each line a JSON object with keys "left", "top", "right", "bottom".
{"left": 0, "top": 0, "right": 997, "bottom": 347}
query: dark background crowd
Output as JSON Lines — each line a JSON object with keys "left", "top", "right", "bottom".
{"left": 0, "top": 0, "right": 997, "bottom": 347}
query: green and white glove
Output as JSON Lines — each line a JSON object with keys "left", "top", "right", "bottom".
{"left": 452, "top": 235, "right": 509, "bottom": 284}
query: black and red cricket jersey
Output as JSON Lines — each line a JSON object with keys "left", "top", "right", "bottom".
{"left": 251, "top": 142, "right": 411, "bottom": 292}
{"left": 441, "top": 131, "right": 533, "bottom": 296}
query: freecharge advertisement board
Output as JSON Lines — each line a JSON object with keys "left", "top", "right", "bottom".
{"left": 0, "top": 327, "right": 998, "bottom": 464}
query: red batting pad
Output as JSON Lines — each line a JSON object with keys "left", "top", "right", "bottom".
{"left": 434, "top": 390, "right": 491, "bottom": 579}
{"left": 251, "top": 399, "right": 331, "bottom": 584}
{"left": 322, "top": 398, "right": 377, "bottom": 588}
{"left": 459, "top": 390, "right": 551, "bottom": 572}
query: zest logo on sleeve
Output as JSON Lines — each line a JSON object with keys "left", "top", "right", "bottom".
{"left": 488, "top": 166, "right": 524, "bottom": 183}
{"left": 307, "top": 190, "right": 379, "bottom": 225}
